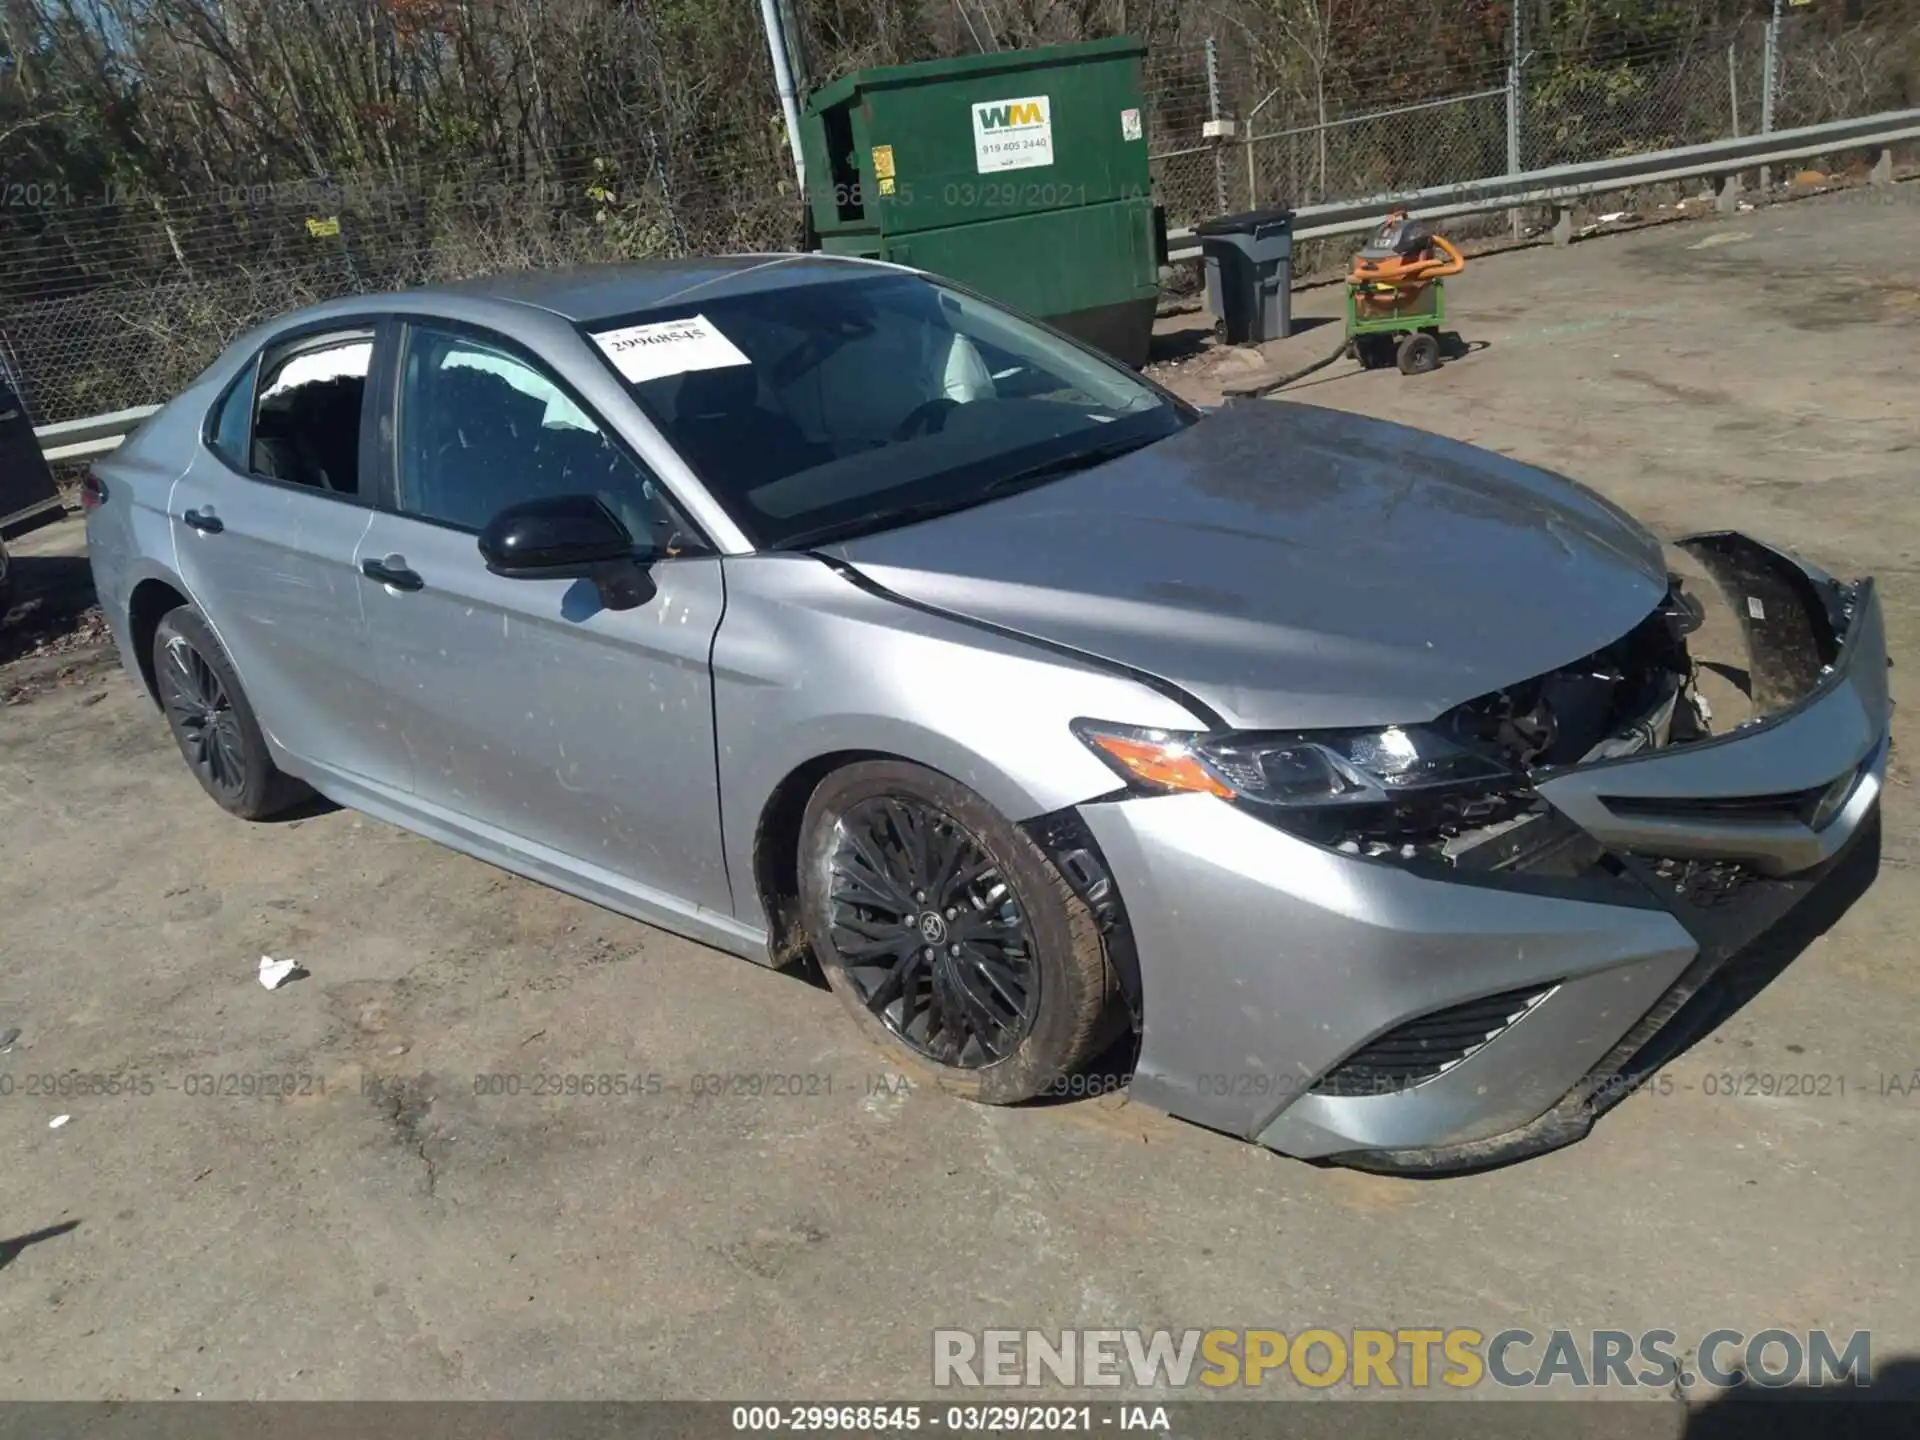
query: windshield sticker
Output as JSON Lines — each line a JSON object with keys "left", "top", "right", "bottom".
{"left": 972, "top": 95, "right": 1054, "bottom": 174}
{"left": 591, "top": 314, "right": 750, "bottom": 384}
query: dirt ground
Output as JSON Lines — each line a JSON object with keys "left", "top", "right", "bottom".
{"left": 2, "top": 187, "right": 1918, "bottom": 1411}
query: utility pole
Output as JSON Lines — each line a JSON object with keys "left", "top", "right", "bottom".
{"left": 777, "top": 0, "right": 812, "bottom": 95}
{"left": 1760, "top": 0, "right": 1782, "bottom": 190}
{"left": 1728, "top": 39, "right": 1740, "bottom": 139}
{"left": 1205, "top": 36, "right": 1229, "bottom": 214}
{"left": 759, "top": 0, "right": 808, "bottom": 198}
{"left": 1506, "top": 0, "right": 1524, "bottom": 239}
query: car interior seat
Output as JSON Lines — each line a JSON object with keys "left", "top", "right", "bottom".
{"left": 249, "top": 376, "right": 364, "bottom": 493}
{"left": 669, "top": 364, "right": 824, "bottom": 490}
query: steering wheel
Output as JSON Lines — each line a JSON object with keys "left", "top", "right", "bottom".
{"left": 891, "top": 396, "right": 959, "bottom": 441}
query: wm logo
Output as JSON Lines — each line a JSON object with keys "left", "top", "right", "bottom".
{"left": 978, "top": 100, "right": 1045, "bottom": 129}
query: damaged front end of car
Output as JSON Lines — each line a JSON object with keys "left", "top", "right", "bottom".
{"left": 1308, "top": 533, "right": 1889, "bottom": 1171}
{"left": 1087, "top": 532, "right": 1884, "bottom": 886}
{"left": 1074, "top": 533, "right": 1890, "bottom": 1173}
{"left": 1301, "top": 531, "right": 1884, "bottom": 885}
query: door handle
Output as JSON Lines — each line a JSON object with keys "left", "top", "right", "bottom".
{"left": 361, "top": 556, "right": 424, "bottom": 592}
{"left": 182, "top": 507, "right": 223, "bottom": 534}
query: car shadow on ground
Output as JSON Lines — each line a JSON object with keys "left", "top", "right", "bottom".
{"left": 265, "top": 791, "right": 344, "bottom": 823}
{"left": 1617, "top": 814, "right": 1883, "bottom": 1084}
{"left": 1684, "top": 1356, "right": 1920, "bottom": 1439}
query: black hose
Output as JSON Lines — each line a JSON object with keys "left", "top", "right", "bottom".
{"left": 1219, "top": 334, "right": 1352, "bottom": 399}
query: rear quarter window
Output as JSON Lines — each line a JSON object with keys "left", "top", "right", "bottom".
{"left": 207, "top": 363, "right": 256, "bottom": 470}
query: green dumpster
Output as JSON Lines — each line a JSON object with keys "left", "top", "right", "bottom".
{"left": 801, "top": 37, "right": 1163, "bottom": 368}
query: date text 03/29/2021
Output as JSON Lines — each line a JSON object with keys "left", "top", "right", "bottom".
{"left": 731, "top": 1406, "right": 1162, "bottom": 1433}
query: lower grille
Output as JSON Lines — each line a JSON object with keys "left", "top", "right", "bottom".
{"left": 1642, "top": 855, "right": 1760, "bottom": 909}
{"left": 1313, "top": 985, "right": 1555, "bottom": 1097}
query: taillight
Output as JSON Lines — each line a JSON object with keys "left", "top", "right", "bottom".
{"left": 80, "top": 470, "right": 108, "bottom": 510}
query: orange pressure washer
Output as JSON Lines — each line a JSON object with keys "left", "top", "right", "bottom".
{"left": 1224, "top": 210, "right": 1467, "bottom": 396}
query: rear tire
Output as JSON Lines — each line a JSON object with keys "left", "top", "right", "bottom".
{"left": 152, "top": 606, "right": 310, "bottom": 820}
{"left": 1397, "top": 330, "right": 1441, "bottom": 375}
{"left": 797, "top": 760, "right": 1114, "bottom": 1104}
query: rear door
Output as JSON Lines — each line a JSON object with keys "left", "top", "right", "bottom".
{"left": 354, "top": 319, "right": 732, "bottom": 913}
{"left": 168, "top": 323, "right": 395, "bottom": 786}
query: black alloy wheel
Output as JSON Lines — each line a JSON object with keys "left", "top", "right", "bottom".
{"left": 151, "top": 606, "right": 309, "bottom": 820}
{"left": 158, "top": 628, "right": 248, "bottom": 802}
{"left": 797, "top": 760, "right": 1118, "bottom": 1104}
{"left": 824, "top": 795, "right": 1041, "bottom": 1068}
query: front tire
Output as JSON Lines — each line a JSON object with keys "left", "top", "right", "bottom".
{"left": 152, "top": 606, "right": 310, "bottom": 820}
{"left": 798, "top": 761, "right": 1114, "bottom": 1104}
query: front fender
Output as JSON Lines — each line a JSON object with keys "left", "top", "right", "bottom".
{"left": 712, "top": 553, "right": 1209, "bottom": 929}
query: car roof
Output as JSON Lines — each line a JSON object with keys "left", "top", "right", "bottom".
{"left": 282, "top": 253, "right": 895, "bottom": 333}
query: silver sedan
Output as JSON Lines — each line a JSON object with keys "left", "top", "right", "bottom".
{"left": 85, "top": 255, "right": 1889, "bottom": 1171}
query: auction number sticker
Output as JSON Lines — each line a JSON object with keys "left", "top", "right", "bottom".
{"left": 591, "top": 313, "right": 750, "bottom": 384}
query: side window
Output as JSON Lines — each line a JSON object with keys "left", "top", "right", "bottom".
{"left": 207, "top": 362, "right": 255, "bottom": 470}
{"left": 250, "top": 333, "right": 373, "bottom": 495}
{"left": 397, "top": 325, "right": 679, "bottom": 547}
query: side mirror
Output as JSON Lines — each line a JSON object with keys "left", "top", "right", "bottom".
{"left": 478, "top": 494, "right": 656, "bottom": 611}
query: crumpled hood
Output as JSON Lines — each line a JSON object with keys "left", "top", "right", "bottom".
{"left": 829, "top": 401, "right": 1669, "bottom": 730}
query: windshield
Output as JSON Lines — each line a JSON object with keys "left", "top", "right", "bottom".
{"left": 583, "top": 269, "right": 1190, "bottom": 549}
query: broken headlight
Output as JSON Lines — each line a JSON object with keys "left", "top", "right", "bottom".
{"left": 1074, "top": 720, "right": 1535, "bottom": 856}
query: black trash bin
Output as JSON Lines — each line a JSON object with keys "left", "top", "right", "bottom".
{"left": 1195, "top": 208, "right": 1294, "bottom": 345}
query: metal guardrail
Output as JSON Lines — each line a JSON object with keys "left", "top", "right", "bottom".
{"left": 1166, "top": 105, "right": 1920, "bottom": 261}
{"left": 35, "top": 404, "right": 160, "bottom": 465}
{"left": 26, "top": 107, "right": 1920, "bottom": 461}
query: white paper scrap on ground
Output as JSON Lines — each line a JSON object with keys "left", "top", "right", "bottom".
{"left": 259, "top": 955, "right": 304, "bottom": 990}
{"left": 49, "top": 1114, "right": 70, "bottom": 1129}
{"left": 591, "top": 314, "right": 751, "bottom": 385}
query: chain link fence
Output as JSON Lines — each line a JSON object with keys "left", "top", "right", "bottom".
{"left": 2, "top": 75, "right": 801, "bottom": 427}
{"left": 2, "top": 131, "right": 804, "bottom": 426}
{"left": 1147, "top": 5, "right": 1919, "bottom": 255}
{"left": 3, "top": 5, "right": 1916, "bottom": 428}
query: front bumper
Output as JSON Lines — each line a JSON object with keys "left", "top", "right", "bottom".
{"left": 1076, "top": 538, "right": 1890, "bottom": 1171}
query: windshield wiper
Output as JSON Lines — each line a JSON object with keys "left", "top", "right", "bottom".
{"left": 976, "top": 431, "right": 1165, "bottom": 498}
{"left": 775, "top": 432, "right": 1166, "bottom": 552}
{"left": 776, "top": 493, "right": 997, "bottom": 551}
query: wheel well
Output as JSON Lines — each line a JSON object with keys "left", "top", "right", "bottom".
{"left": 752, "top": 750, "right": 887, "bottom": 969}
{"left": 126, "top": 579, "right": 189, "bottom": 706}
{"left": 751, "top": 753, "right": 1144, "bottom": 1036}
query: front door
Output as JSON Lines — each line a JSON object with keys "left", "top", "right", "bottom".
{"left": 356, "top": 320, "right": 732, "bottom": 916}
